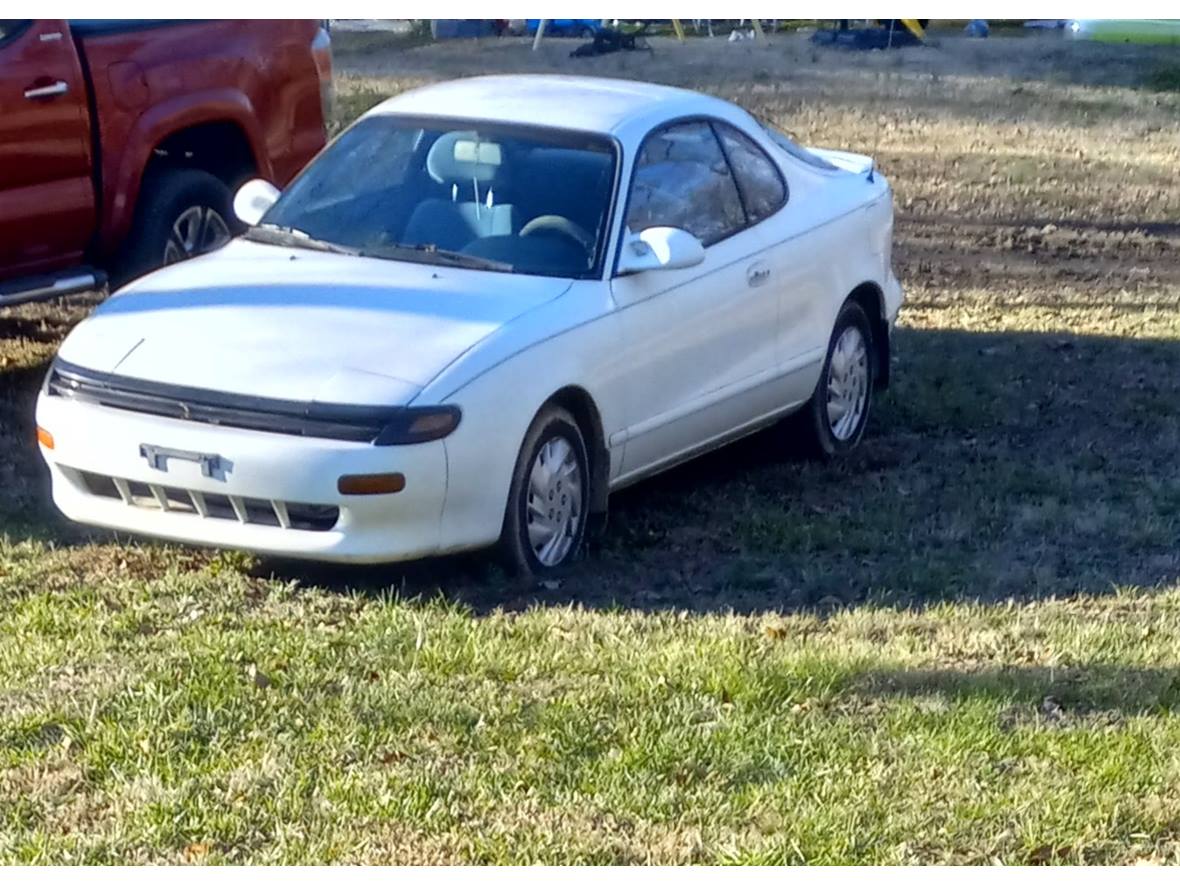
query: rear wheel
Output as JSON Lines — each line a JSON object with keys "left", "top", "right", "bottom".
{"left": 499, "top": 406, "right": 589, "bottom": 576}
{"left": 790, "top": 300, "right": 875, "bottom": 459}
{"left": 111, "top": 168, "right": 234, "bottom": 288}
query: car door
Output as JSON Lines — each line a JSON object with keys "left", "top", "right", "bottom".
{"left": 713, "top": 120, "right": 827, "bottom": 407}
{"left": 610, "top": 119, "right": 782, "bottom": 481}
{"left": 0, "top": 19, "right": 95, "bottom": 279}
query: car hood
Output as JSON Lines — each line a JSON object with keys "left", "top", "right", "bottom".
{"left": 58, "top": 240, "right": 572, "bottom": 405}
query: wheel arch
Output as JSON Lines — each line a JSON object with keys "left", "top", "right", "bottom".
{"left": 540, "top": 385, "right": 610, "bottom": 516}
{"left": 847, "top": 281, "right": 890, "bottom": 390}
{"left": 146, "top": 120, "right": 259, "bottom": 192}
{"left": 99, "top": 94, "right": 270, "bottom": 255}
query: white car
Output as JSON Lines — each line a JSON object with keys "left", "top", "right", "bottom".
{"left": 37, "top": 75, "right": 903, "bottom": 574}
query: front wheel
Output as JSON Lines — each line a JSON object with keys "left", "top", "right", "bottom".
{"left": 499, "top": 406, "right": 590, "bottom": 576}
{"left": 790, "top": 300, "right": 876, "bottom": 459}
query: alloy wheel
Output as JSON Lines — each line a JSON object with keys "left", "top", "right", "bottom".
{"left": 164, "top": 205, "right": 231, "bottom": 264}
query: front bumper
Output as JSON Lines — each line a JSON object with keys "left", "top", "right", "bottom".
{"left": 36, "top": 395, "right": 449, "bottom": 563}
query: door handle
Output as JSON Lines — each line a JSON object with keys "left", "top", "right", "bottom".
{"left": 24, "top": 80, "right": 69, "bottom": 100}
{"left": 746, "top": 263, "right": 771, "bottom": 287}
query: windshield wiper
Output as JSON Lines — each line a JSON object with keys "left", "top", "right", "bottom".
{"left": 242, "top": 224, "right": 359, "bottom": 256}
{"left": 359, "top": 242, "right": 513, "bottom": 273}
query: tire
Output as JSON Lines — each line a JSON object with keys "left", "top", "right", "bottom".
{"left": 110, "top": 168, "right": 235, "bottom": 288}
{"left": 499, "top": 406, "right": 590, "bottom": 576}
{"left": 789, "top": 300, "right": 876, "bottom": 459}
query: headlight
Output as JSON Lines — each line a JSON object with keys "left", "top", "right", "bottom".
{"left": 374, "top": 406, "right": 461, "bottom": 446}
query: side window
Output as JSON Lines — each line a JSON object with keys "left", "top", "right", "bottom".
{"left": 0, "top": 20, "right": 31, "bottom": 44}
{"left": 716, "top": 122, "right": 787, "bottom": 223}
{"left": 625, "top": 121, "right": 745, "bottom": 246}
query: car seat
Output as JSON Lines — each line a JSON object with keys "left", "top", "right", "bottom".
{"left": 401, "top": 131, "right": 517, "bottom": 251}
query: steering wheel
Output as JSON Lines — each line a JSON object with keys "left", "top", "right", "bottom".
{"left": 520, "top": 215, "right": 595, "bottom": 254}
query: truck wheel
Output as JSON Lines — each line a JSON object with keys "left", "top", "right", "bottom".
{"left": 111, "top": 168, "right": 234, "bottom": 288}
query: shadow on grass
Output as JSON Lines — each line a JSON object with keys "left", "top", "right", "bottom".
{"left": 5, "top": 323, "right": 1180, "bottom": 615}
{"left": 254, "top": 323, "right": 1180, "bottom": 614}
{"left": 0, "top": 356, "right": 73, "bottom": 545}
{"left": 851, "top": 664, "right": 1180, "bottom": 718}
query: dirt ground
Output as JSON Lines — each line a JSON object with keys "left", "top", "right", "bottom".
{"left": 3, "top": 30, "right": 1180, "bottom": 613}
{"left": 341, "top": 27, "right": 1179, "bottom": 91}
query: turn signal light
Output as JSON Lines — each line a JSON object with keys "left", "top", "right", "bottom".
{"left": 337, "top": 472, "right": 406, "bottom": 496}
{"left": 36, "top": 426, "right": 54, "bottom": 450}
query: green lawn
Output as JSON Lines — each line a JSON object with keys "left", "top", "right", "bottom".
{"left": 3, "top": 544, "right": 1180, "bottom": 863}
{"left": 3, "top": 33, "right": 1180, "bottom": 864}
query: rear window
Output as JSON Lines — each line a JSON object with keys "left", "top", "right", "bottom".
{"left": 760, "top": 122, "right": 840, "bottom": 172}
{"left": 715, "top": 122, "right": 787, "bottom": 223}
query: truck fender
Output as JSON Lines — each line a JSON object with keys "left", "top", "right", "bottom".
{"left": 100, "top": 89, "right": 270, "bottom": 252}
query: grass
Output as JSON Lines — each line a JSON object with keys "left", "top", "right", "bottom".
{"left": 3, "top": 33, "right": 1180, "bottom": 863}
{"left": 330, "top": 23, "right": 435, "bottom": 58}
{"left": 3, "top": 547, "right": 1180, "bottom": 863}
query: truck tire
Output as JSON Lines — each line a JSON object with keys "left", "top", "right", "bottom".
{"left": 111, "top": 168, "right": 235, "bottom": 289}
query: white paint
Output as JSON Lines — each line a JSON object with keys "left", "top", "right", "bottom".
{"left": 233, "top": 179, "right": 279, "bottom": 226}
{"left": 38, "top": 75, "right": 904, "bottom": 564}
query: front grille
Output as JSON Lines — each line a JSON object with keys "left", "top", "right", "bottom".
{"left": 47, "top": 360, "right": 401, "bottom": 444}
{"left": 77, "top": 470, "right": 339, "bottom": 532}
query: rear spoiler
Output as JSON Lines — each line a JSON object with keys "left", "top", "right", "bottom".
{"left": 807, "top": 147, "right": 875, "bottom": 176}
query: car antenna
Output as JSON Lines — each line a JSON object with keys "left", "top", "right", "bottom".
{"left": 868, "top": 19, "right": 897, "bottom": 183}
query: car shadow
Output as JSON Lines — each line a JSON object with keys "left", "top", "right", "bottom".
{"left": 6, "top": 319, "right": 1180, "bottom": 616}
{"left": 843, "top": 663, "right": 1180, "bottom": 719}
{"left": 0, "top": 356, "right": 76, "bottom": 544}
{"left": 246, "top": 322, "right": 1180, "bottom": 615}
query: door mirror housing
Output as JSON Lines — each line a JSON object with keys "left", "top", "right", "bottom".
{"left": 616, "top": 226, "right": 705, "bottom": 275}
{"left": 233, "top": 178, "right": 280, "bottom": 226}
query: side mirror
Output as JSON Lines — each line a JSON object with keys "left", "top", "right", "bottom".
{"left": 616, "top": 226, "right": 705, "bottom": 275}
{"left": 233, "top": 178, "right": 280, "bottom": 226}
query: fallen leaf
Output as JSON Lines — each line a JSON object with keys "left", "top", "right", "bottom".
{"left": 185, "top": 842, "right": 211, "bottom": 862}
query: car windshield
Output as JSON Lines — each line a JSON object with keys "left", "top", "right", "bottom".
{"left": 258, "top": 115, "right": 618, "bottom": 279}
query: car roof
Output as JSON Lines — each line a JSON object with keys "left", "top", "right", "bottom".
{"left": 367, "top": 75, "right": 740, "bottom": 139}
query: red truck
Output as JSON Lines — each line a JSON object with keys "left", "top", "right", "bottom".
{"left": 0, "top": 19, "right": 331, "bottom": 307}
